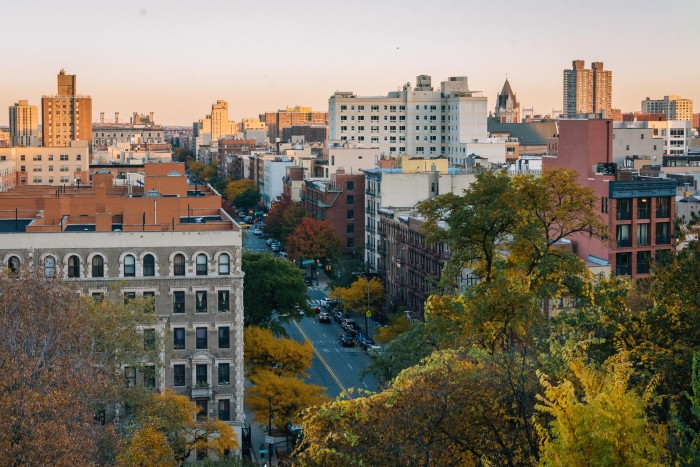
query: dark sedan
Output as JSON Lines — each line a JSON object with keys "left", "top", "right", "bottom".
{"left": 318, "top": 311, "right": 331, "bottom": 323}
{"left": 339, "top": 335, "right": 355, "bottom": 347}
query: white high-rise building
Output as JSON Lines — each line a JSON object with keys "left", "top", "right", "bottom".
{"left": 328, "top": 75, "right": 488, "bottom": 164}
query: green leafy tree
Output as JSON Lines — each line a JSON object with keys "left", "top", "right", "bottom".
{"left": 263, "top": 193, "right": 308, "bottom": 244}
{"left": 285, "top": 217, "right": 342, "bottom": 260}
{"left": 232, "top": 189, "right": 260, "bottom": 211}
{"left": 241, "top": 252, "right": 308, "bottom": 329}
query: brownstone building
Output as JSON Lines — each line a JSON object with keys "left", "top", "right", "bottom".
{"left": 301, "top": 170, "right": 364, "bottom": 256}
{"left": 217, "top": 139, "right": 256, "bottom": 178}
{"left": 42, "top": 69, "right": 92, "bottom": 147}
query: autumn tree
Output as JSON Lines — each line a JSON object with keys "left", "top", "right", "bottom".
{"left": 536, "top": 353, "right": 668, "bottom": 465}
{"left": 285, "top": 217, "right": 342, "bottom": 260}
{"left": 329, "top": 276, "right": 384, "bottom": 317}
{"left": 232, "top": 188, "right": 261, "bottom": 211}
{"left": 242, "top": 252, "right": 309, "bottom": 328}
{"left": 118, "top": 390, "right": 237, "bottom": 465}
{"left": 264, "top": 193, "right": 309, "bottom": 244}
{"left": 244, "top": 326, "right": 314, "bottom": 378}
{"left": 0, "top": 268, "right": 158, "bottom": 465}
{"left": 224, "top": 179, "right": 255, "bottom": 202}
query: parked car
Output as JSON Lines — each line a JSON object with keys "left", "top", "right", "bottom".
{"left": 359, "top": 337, "right": 377, "bottom": 350}
{"left": 355, "top": 333, "right": 369, "bottom": 345}
{"left": 253, "top": 228, "right": 262, "bottom": 235}
{"left": 339, "top": 335, "right": 355, "bottom": 347}
{"left": 239, "top": 223, "right": 250, "bottom": 229}
{"left": 318, "top": 311, "right": 331, "bottom": 323}
{"left": 341, "top": 319, "right": 358, "bottom": 332}
{"left": 266, "top": 238, "right": 275, "bottom": 246}
{"left": 271, "top": 242, "right": 280, "bottom": 252}
{"left": 332, "top": 308, "right": 344, "bottom": 323}
{"left": 347, "top": 323, "right": 362, "bottom": 337}
{"left": 321, "top": 298, "right": 338, "bottom": 309}
{"left": 367, "top": 344, "right": 383, "bottom": 356}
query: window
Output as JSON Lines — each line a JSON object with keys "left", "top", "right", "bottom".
{"left": 347, "top": 209, "right": 354, "bottom": 220}
{"left": 218, "top": 399, "right": 230, "bottom": 421}
{"left": 656, "top": 197, "right": 670, "bottom": 218}
{"left": 173, "top": 328, "right": 185, "bottom": 349}
{"left": 91, "top": 255, "right": 104, "bottom": 277}
{"left": 347, "top": 237, "right": 355, "bottom": 248}
{"left": 67, "top": 255, "right": 80, "bottom": 278}
{"left": 174, "top": 254, "right": 185, "bottom": 276}
{"left": 144, "top": 366, "right": 156, "bottom": 388}
{"left": 144, "top": 329, "right": 156, "bottom": 350}
{"left": 347, "top": 223, "right": 355, "bottom": 234}
{"left": 346, "top": 181, "right": 354, "bottom": 190}
{"left": 196, "top": 327, "right": 208, "bottom": 349}
{"left": 125, "top": 367, "right": 136, "bottom": 387}
{"left": 218, "top": 254, "right": 230, "bottom": 275}
{"left": 173, "top": 291, "right": 185, "bottom": 313}
{"left": 173, "top": 364, "right": 186, "bottom": 387}
{"left": 656, "top": 222, "right": 670, "bottom": 244}
{"left": 616, "top": 199, "right": 632, "bottom": 220}
{"left": 616, "top": 224, "right": 631, "bottom": 247}
{"left": 44, "top": 256, "right": 56, "bottom": 278}
{"left": 8, "top": 256, "right": 20, "bottom": 274}
{"left": 196, "top": 254, "right": 208, "bottom": 276}
{"left": 196, "top": 364, "right": 208, "bottom": 385}
{"left": 124, "top": 255, "right": 135, "bottom": 277}
{"left": 143, "top": 254, "right": 155, "bottom": 276}
{"left": 218, "top": 290, "right": 230, "bottom": 313}
{"left": 123, "top": 291, "right": 136, "bottom": 303}
{"left": 637, "top": 223, "right": 650, "bottom": 246}
{"left": 92, "top": 292, "right": 104, "bottom": 302}
{"left": 196, "top": 290, "right": 208, "bottom": 313}
{"left": 637, "top": 198, "right": 650, "bottom": 219}
{"left": 637, "top": 251, "right": 651, "bottom": 274}
{"left": 218, "top": 363, "right": 230, "bottom": 385}
{"left": 219, "top": 327, "right": 230, "bottom": 349}
{"left": 616, "top": 252, "right": 631, "bottom": 276}
{"left": 346, "top": 195, "right": 354, "bottom": 205}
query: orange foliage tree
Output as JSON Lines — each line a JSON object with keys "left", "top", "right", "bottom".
{"left": 285, "top": 217, "right": 342, "bottom": 260}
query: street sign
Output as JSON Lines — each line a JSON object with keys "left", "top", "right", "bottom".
{"left": 301, "top": 259, "right": 315, "bottom": 266}
{"left": 366, "top": 311, "right": 372, "bottom": 317}
{"left": 264, "top": 435, "right": 275, "bottom": 444}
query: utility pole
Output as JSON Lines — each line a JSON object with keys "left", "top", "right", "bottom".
{"left": 354, "top": 272, "right": 371, "bottom": 339}
{"left": 268, "top": 397, "right": 274, "bottom": 465}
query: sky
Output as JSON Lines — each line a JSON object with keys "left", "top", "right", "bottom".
{"left": 1, "top": 0, "right": 699, "bottom": 126}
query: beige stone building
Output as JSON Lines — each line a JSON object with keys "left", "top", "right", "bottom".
{"left": 0, "top": 140, "right": 89, "bottom": 186}
{"left": 641, "top": 95, "right": 694, "bottom": 122}
{"left": 9, "top": 100, "right": 40, "bottom": 147}
{"left": 41, "top": 69, "right": 92, "bottom": 147}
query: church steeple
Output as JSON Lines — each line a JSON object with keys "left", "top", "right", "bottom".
{"left": 495, "top": 78, "right": 520, "bottom": 123}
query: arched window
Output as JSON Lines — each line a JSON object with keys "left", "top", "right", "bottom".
{"left": 218, "top": 254, "right": 230, "bottom": 275}
{"left": 67, "top": 255, "right": 80, "bottom": 278}
{"left": 143, "top": 254, "right": 155, "bottom": 277}
{"left": 174, "top": 254, "right": 185, "bottom": 276}
{"left": 196, "top": 254, "right": 208, "bottom": 276}
{"left": 8, "top": 256, "right": 20, "bottom": 274}
{"left": 44, "top": 256, "right": 56, "bottom": 278}
{"left": 92, "top": 255, "right": 104, "bottom": 277}
{"left": 124, "top": 255, "right": 136, "bottom": 277}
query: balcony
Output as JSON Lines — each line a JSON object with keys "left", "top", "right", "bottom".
{"left": 191, "top": 384, "right": 212, "bottom": 399}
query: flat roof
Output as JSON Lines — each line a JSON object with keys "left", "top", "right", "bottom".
{"left": 0, "top": 219, "right": 33, "bottom": 233}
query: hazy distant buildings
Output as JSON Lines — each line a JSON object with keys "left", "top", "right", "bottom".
{"left": 328, "top": 75, "right": 489, "bottom": 163}
{"left": 641, "top": 95, "right": 693, "bottom": 122}
{"left": 193, "top": 100, "right": 239, "bottom": 157}
{"left": 261, "top": 106, "right": 328, "bottom": 142}
{"left": 41, "top": 69, "right": 92, "bottom": 147}
{"left": 92, "top": 112, "right": 165, "bottom": 151}
{"left": 494, "top": 79, "right": 520, "bottom": 123}
{"left": 563, "top": 60, "right": 612, "bottom": 118}
{"left": 9, "top": 100, "right": 40, "bottom": 147}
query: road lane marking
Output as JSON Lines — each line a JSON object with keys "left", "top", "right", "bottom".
{"left": 347, "top": 363, "right": 353, "bottom": 369}
{"left": 292, "top": 320, "right": 352, "bottom": 399}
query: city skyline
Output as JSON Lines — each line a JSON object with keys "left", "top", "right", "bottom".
{"left": 1, "top": 0, "right": 698, "bottom": 126}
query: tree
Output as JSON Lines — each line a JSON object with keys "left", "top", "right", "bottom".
{"left": 536, "top": 353, "right": 668, "bottom": 466}
{"left": 297, "top": 349, "right": 540, "bottom": 466}
{"left": 264, "top": 193, "right": 308, "bottom": 244}
{"left": 244, "top": 326, "right": 314, "bottom": 378}
{"left": 232, "top": 189, "right": 260, "bottom": 211}
{"left": 118, "top": 390, "right": 237, "bottom": 465}
{"left": 224, "top": 179, "right": 255, "bottom": 202}
{"left": 247, "top": 371, "right": 329, "bottom": 431}
{"left": 0, "top": 269, "right": 158, "bottom": 465}
{"left": 285, "top": 217, "right": 342, "bottom": 260}
{"left": 329, "top": 276, "right": 384, "bottom": 318}
{"left": 241, "top": 252, "right": 309, "bottom": 328}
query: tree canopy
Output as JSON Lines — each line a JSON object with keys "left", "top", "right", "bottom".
{"left": 285, "top": 217, "right": 342, "bottom": 260}
{"left": 241, "top": 252, "right": 309, "bottom": 328}
{"left": 263, "top": 193, "right": 309, "bottom": 244}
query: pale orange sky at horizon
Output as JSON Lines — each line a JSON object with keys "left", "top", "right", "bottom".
{"left": 2, "top": 0, "right": 699, "bottom": 126}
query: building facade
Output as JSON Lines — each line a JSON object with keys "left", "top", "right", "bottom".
{"left": 9, "top": 100, "right": 40, "bottom": 147}
{"left": 563, "top": 60, "right": 612, "bottom": 118}
{"left": 641, "top": 95, "right": 693, "bottom": 122}
{"left": 0, "top": 162, "right": 245, "bottom": 446}
{"left": 41, "top": 69, "right": 92, "bottom": 147}
{"left": 261, "top": 106, "right": 328, "bottom": 141}
{"left": 328, "top": 75, "right": 488, "bottom": 163}
{"left": 0, "top": 140, "right": 89, "bottom": 186}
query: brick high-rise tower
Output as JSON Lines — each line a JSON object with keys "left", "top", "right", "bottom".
{"left": 42, "top": 69, "right": 92, "bottom": 147}
{"left": 563, "top": 60, "right": 612, "bottom": 118}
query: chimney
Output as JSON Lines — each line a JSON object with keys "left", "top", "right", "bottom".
{"left": 100, "top": 112, "right": 104, "bottom": 124}
{"left": 115, "top": 112, "right": 119, "bottom": 124}
{"left": 150, "top": 112, "right": 154, "bottom": 123}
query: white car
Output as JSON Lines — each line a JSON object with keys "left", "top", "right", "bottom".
{"left": 253, "top": 228, "right": 262, "bottom": 235}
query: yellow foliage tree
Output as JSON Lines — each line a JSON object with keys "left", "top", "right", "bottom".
{"left": 119, "top": 390, "right": 237, "bottom": 465}
{"left": 224, "top": 179, "right": 255, "bottom": 202}
{"left": 244, "top": 325, "right": 314, "bottom": 377}
{"left": 536, "top": 353, "right": 668, "bottom": 466}
{"left": 247, "top": 370, "right": 329, "bottom": 430}
{"left": 330, "top": 276, "right": 384, "bottom": 318}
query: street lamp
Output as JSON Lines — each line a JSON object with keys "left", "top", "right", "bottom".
{"left": 353, "top": 272, "right": 371, "bottom": 339}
